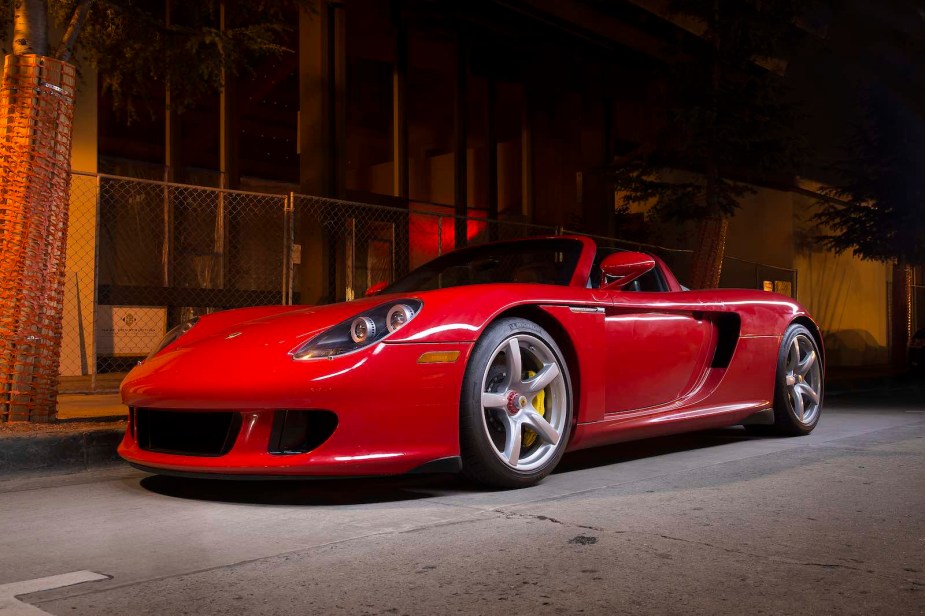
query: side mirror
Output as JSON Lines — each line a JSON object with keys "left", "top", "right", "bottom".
{"left": 364, "top": 281, "right": 388, "bottom": 297}
{"left": 599, "top": 251, "right": 656, "bottom": 290}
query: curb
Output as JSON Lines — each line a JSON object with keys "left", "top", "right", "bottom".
{"left": 0, "top": 427, "right": 126, "bottom": 477}
{"left": 826, "top": 375, "right": 919, "bottom": 397}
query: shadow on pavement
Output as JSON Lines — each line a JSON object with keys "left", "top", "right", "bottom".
{"left": 138, "top": 472, "right": 470, "bottom": 506}
{"left": 138, "top": 427, "right": 766, "bottom": 505}
{"left": 553, "top": 427, "right": 756, "bottom": 474}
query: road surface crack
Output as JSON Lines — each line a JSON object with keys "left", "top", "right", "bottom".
{"left": 624, "top": 531, "right": 922, "bottom": 586}
{"left": 493, "top": 508, "right": 603, "bottom": 531}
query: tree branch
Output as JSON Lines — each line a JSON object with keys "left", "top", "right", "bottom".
{"left": 55, "top": 0, "right": 93, "bottom": 62}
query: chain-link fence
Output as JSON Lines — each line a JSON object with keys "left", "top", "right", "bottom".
{"left": 61, "top": 173, "right": 288, "bottom": 392}
{"left": 288, "top": 196, "right": 562, "bottom": 304}
{"left": 58, "top": 172, "right": 799, "bottom": 393}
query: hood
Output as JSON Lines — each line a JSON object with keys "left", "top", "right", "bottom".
{"left": 153, "top": 296, "right": 415, "bottom": 360}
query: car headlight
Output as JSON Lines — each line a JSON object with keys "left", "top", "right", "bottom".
{"left": 292, "top": 299, "right": 422, "bottom": 360}
{"left": 147, "top": 317, "right": 200, "bottom": 359}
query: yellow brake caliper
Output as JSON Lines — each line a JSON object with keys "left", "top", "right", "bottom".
{"left": 522, "top": 370, "right": 546, "bottom": 448}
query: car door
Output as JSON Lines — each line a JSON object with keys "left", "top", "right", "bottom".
{"left": 601, "top": 272, "right": 715, "bottom": 413}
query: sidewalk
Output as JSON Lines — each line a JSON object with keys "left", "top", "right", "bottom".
{"left": 57, "top": 393, "right": 128, "bottom": 421}
{"left": 0, "top": 391, "right": 127, "bottom": 478}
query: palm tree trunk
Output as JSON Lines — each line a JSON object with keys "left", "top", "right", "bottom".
{"left": 0, "top": 1, "right": 76, "bottom": 421}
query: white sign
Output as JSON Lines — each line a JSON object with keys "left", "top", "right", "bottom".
{"left": 96, "top": 306, "right": 167, "bottom": 356}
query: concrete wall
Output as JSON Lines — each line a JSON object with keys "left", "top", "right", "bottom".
{"left": 729, "top": 185, "right": 889, "bottom": 366}
{"left": 791, "top": 191, "right": 889, "bottom": 366}
{"left": 730, "top": 185, "right": 889, "bottom": 366}
{"left": 637, "top": 177, "right": 890, "bottom": 367}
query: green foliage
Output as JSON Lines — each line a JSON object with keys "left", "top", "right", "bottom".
{"left": 611, "top": 0, "right": 813, "bottom": 224}
{"left": 1, "top": 0, "right": 313, "bottom": 117}
{"left": 815, "top": 88, "right": 925, "bottom": 266}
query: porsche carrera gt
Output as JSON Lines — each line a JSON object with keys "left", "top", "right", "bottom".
{"left": 118, "top": 235, "right": 824, "bottom": 488}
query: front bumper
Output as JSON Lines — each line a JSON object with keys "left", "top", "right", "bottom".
{"left": 118, "top": 341, "right": 473, "bottom": 477}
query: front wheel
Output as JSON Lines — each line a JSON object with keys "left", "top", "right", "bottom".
{"left": 765, "top": 324, "right": 824, "bottom": 435}
{"left": 459, "top": 318, "right": 573, "bottom": 489}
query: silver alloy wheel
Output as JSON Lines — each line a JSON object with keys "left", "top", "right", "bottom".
{"left": 479, "top": 334, "right": 568, "bottom": 472}
{"left": 783, "top": 334, "right": 822, "bottom": 425}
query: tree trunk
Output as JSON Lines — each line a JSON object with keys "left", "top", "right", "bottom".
{"left": 689, "top": 217, "right": 728, "bottom": 289}
{"left": 891, "top": 262, "right": 913, "bottom": 369}
{"left": 0, "top": 54, "right": 76, "bottom": 422}
{"left": 12, "top": 0, "right": 49, "bottom": 56}
{"left": 689, "top": 1, "right": 727, "bottom": 291}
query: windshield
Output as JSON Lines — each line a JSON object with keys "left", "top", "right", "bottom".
{"left": 383, "top": 238, "right": 584, "bottom": 293}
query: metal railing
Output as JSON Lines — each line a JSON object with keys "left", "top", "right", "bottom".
{"left": 59, "top": 172, "right": 798, "bottom": 392}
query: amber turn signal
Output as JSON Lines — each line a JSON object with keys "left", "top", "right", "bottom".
{"left": 416, "top": 351, "right": 461, "bottom": 364}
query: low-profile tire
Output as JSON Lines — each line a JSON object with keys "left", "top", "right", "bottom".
{"left": 459, "top": 317, "right": 573, "bottom": 489}
{"left": 763, "top": 323, "right": 824, "bottom": 436}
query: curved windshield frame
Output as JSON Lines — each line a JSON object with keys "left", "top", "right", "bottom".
{"left": 383, "top": 238, "right": 584, "bottom": 293}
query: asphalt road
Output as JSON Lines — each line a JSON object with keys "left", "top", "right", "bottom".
{"left": 1, "top": 389, "right": 923, "bottom": 615}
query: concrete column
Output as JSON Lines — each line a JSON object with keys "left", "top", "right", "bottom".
{"left": 454, "top": 34, "right": 467, "bottom": 248}
{"left": 521, "top": 97, "right": 534, "bottom": 222}
{"left": 298, "top": 1, "right": 345, "bottom": 197}
{"left": 487, "top": 77, "right": 498, "bottom": 238}
{"left": 392, "top": 9, "right": 408, "bottom": 200}
{"left": 298, "top": 1, "right": 346, "bottom": 303}
{"left": 219, "top": 4, "right": 240, "bottom": 190}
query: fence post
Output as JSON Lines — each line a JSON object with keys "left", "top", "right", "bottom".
{"left": 214, "top": 188, "right": 227, "bottom": 290}
{"left": 161, "top": 168, "right": 172, "bottom": 287}
{"left": 283, "top": 194, "right": 293, "bottom": 305}
{"left": 345, "top": 217, "right": 355, "bottom": 301}
{"left": 90, "top": 174, "right": 102, "bottom": 391}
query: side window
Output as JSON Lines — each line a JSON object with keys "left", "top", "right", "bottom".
{"left": 630, "top": 268, "right": 668, "bottom": 292}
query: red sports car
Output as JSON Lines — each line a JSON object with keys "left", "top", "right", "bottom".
{"left": 118, "top": 236, "right": 824, "bottom": 488}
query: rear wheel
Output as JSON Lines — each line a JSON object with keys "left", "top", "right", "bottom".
{"left": 460, "top": 318, "right": 572, "bottom": 488}
{"left": 764, "top": 324, "right": 823, "bottom": 435}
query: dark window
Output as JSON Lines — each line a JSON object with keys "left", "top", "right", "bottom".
{"left": 384, "top": 238, "right": 583, "bottom": 293}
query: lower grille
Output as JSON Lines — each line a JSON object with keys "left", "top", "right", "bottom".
{"left": 136, "top": 409, "right": 241, "bottom": 457}
{"left": 268, "top": 410, "right": 338, "bottom": 454}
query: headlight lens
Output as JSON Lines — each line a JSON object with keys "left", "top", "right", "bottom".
{"left": 350, "top": 316, "right": 376, "bottom": 343}
{"left": 292, "top": 299, "right": 422, "bottom": 360}
{"left": 387, "top": 303, "right": 416, "bottom": 332}
{"left": 147, "top": 317, "right": 200, "bottom": 359}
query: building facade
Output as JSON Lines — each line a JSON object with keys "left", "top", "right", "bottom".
{"left": 57, "top": 0, "right": 916, "bottom": 381}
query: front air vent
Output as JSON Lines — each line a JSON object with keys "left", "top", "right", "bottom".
{"left": 136, "top": 409, "right": 241, "bottom": 456}
{"left": 268, "top": 410, "right": 338, "bottom": 454}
